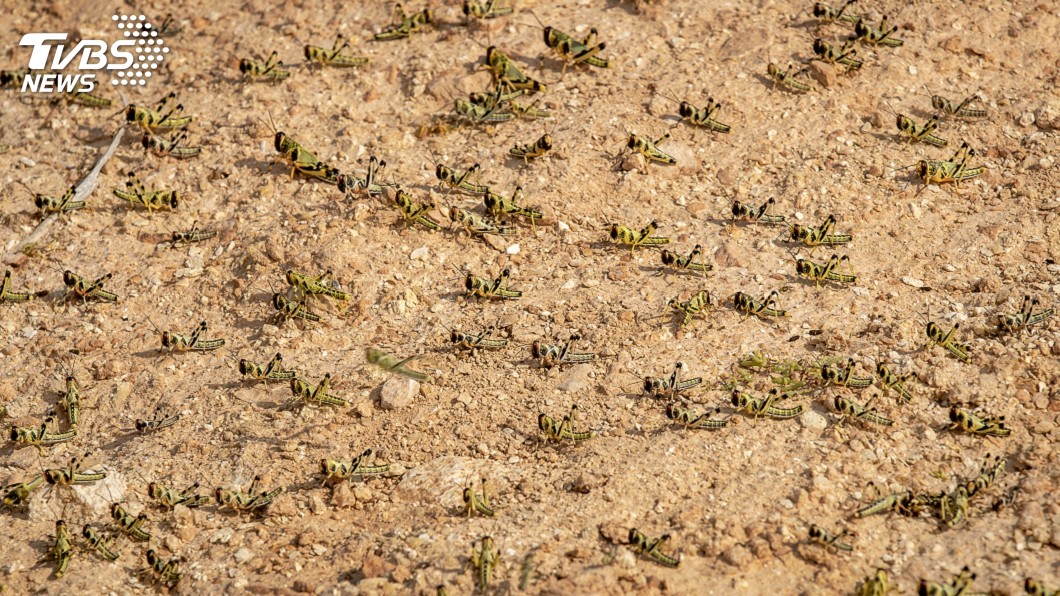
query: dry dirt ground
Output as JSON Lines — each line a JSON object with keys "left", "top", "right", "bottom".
{"left": 1, "top": 0, "right": 1059, "bottom": 594}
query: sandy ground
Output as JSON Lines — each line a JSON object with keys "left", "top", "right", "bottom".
{"left": 0, "top": 0, "right": 1058, "bottom": 593}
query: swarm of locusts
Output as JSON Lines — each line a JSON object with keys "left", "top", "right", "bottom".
{"left": 1, "top": 1, "right": 1051, "bottom": 593}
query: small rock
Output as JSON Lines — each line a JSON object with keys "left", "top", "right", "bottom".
{"left": 114, "top": 382, "right": 133, "bottom": 403}
{"left": 311, "top": 544, "right": 327, "bottom": 556}
{"left": 483, "top": 234, "right": 507, "bottom": 252}
{"left": 265, "top": 240, "right": 285, "bottom": 263}
{"left": 506, "top": 243, "right": 520, "bottom": 255}
{"left": 380, "top": 377, "right": 420, "bottom": 410}
{"left": 901, "top": 277, "right": 925, "bottom": 288}
{"left": 361, "top": 554, "right": 394, "bottom": 579}
{"left": 331, "top": 482, "right": 355, "bottom": 508}
{"left": 799, "top": 408, "right": 828, "bottom": 431}
{"left": 211, "top": 528, "right": 234, "bottom": 544}
{"left": 722, "top": 544, "right": 753, "bottom": 567}
{"left": 716, "top": 167, "right": 737, "bottom": 186}
{"left": 410, "top": 246, "right": 429, "bottom": 261}
{"left": 620, "top": 152, "right": 646, "bottom": 172}
{"left": 556, "top": 368, "right": 590, "bottom": 392}
{"left": 234, "top": 548, "right": 254, "bottom": 564}
{"left": 714, "top": 242, "right": 749, "bottom": 268}
{"left": 309, "top": 495, "right": 326, "bottom": 514}
{"left": 807, "top": 60, "right": 836, "bottom": 88}
{"left": 556, "top": 221, "right": 571, "bottom": 234}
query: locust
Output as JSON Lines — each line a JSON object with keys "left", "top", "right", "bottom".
{"left": 812, "top": 0, "right": 863, "bottom": 25}
{"left": 449, "top": 325, "right": 510, "bottom": 352}
{"left": 854, "top": 484, "right": 917, "bottom": 518}
{"left": 171, "top": 221, "right": 217, "bottom": 246}
{"left": 215, "top": 476, "right": 284, "bottom": 512}
{"left": 338, "top": 156, "right": 396, "bottom": 197}
{"left": 626, "top": 132, "right": 676, "bottom": 164}
{"left": 111, "top": 503, "right": 152, "bottom": 541}
{"left": 465, "top": 268, "right": 523, "bottom": 300}
{"left": 394, "top": 190, "right": 442, "bottom": 231}
{"left": 914, "top": 142, "right": 986, "bottom": 190}
{"left": 239, "top": 353, "right": 297, "bottom": 384}
{"left": 892, "top": 111, "right": 948, "bottom": 147}
{"left": 320, "top": 449, "right": 390, "bottom": 483}
{"left": 794, "top": 254, "right": 858, "bottom": 287}
{"left": 462, "top": 477, "right": 495, "bottom": 517}
{"left": 304, "top": 34, "right": 368, "bottom": 67}
{"left": 731, "top": 290, "right": 787, "bottom": 319}
{"left": 464, "top": 0, "right": 514, "bottom": 20}
{"left": 767, "top": 63, "right": 815, "bottom": 93}
{"left": 667, "top": 289, "right": 714, "bottom": 329}
{"left": 263, "top": 113, "right": 341, "bottom": 183}
{"left": 483, "top": 46, "right": 545, "bottom": 93}
{"left": 541, "top": 23, "right": 609, "bottom": 69}
{"left": 731, "top": 388, "right": 804, "bottom": 423}
{"left": 643, "top": 362, "right": 702, "bottom": 402}
{"left": 449, "top": 206, "right": 517, "bottom": 237}
{"left": 659, "top": 245, "right": 713, "bottom": 277}
{"left": 808, "top": 524, "right": 854, "bottom": 552}
{"left": 470, "top": 536, "right": 499, "bottom": 590}
{"left": 833, "top": 394, "right": 893, "bottom": 429}
{"left": 732, "top": 197, "right": 786, "bottom": 225}
{"left": 670, "top": 93, "right": 731, "bottom": 132}
{"left": 789, "top": 214, "right": 852, "bottom": 248}
{"left": 918, "top": 566, "right": 980, "bottom": 596}
{"left": 820, "top": 358, "right": 874, "bottom": 388}
{"left": 141, "top": 549, "right": 181, "bottom": 586}
{"left": 44, "top": 452, "right": 106, "bottom": 488}
{"left": 366, "top": 348, "right": 430, "bottom": 382}
{"left": 135, "top": 413, "right": 180, "bottom": 433}
{"left": 290, "top": 374, "right": 349, "bottom": 407}
{"left": 60, "top": 271, "right": 117, "bottom": 303}
{"left": 538, "top": 404, "right": 595, "bottom": 443}
{"left": 0, "top": 270, "right": 37, "bottom": 303}
{"left": 113, "top": 171, "right": 180, "bottom": 214}
{"left": 81, "top": 524, "right": 120, "bottom": 561}
{"left": 666, "top": 404, "right": 728, "bottom": 430}
{"left": 628, "top": 529, "right": 680, "bottom": 568}
{"left": 48, "top": 520, "right": 74, "bottom": 578}
{"left": 853, "top": 16, "right": 903, "bottom": 47}
{"left": 926, "top": 90, "right": 987, "bottom": 119}
{"left": 532, "top": 335, "right": 597, "bottom": 368}
{"left": 31, "top": 184, "right": 84, "bottom": 215}
{"left": 876, "top": 363, "right": 914, "bottom": 402}
{"left": 811, "top": 38, "right": 862, "bottom": 71}
{"left": 997, "top": 295, "right": 1053, "bottom": 335}
{"left": 286, "top": 269, "right": 349, "bottom": 302}
{"left": 239, "top": 51, "right": 291, "bottom": 81}
{"left": 142, "top": 129, "right": 202, "bottom": 158}
{"left": 483, "top": 187, "right": 542, "bottom": 229}
{"left": 609, "top": 221, "right": 670, "bottom": 252}
{"left": 124, "top": 92, "right": 194, "bottom": 132}
{"left": 147, "top": 481, "right": 210, "bottom": 509}
{"left": 9, "top": 417, "right": 77, "bottom": 449}
{"left": 273, "top": 294, "right": 322, "bottom": 323}
{"left": 509, "top": 132, "right": 552, "bottom": 163}
{"left": 374, "top": 4, "right": 432, "bottom": 41}
{"left": 435, "top": 161, "right": 488, "bottom": 196}
{"left": 947, "top": 407, "right": 1011, "bottom": 437}
{"left": 1, "top": 475, "right": 44, "bottom": 509}
{"left": 925, "top": 321, "right": 971, "bottom": 362}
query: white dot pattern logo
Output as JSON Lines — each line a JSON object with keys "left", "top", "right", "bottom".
{"left": 110, "top": 14, "right": 166, "bottom": 86}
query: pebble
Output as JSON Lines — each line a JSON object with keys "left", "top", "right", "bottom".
{"left": 380, "top": 377, "right": 419, "bottom": 410}
{"left": 234, "top": 548, "right": 254, "bottom": 564}
{"left": 410, "top": 246, "right": 429, "bottom": 261}
{"left": 901, "top": 277, "right": 925, "bottom": 288}
{"left": 807, "top": 60, "right": 836, "bottom": 89}
{"left": 506, "top": 243, "right": 520, "bottom": 255}
{"left": 799, "top": 408, "right": 828, "bottom": 431}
